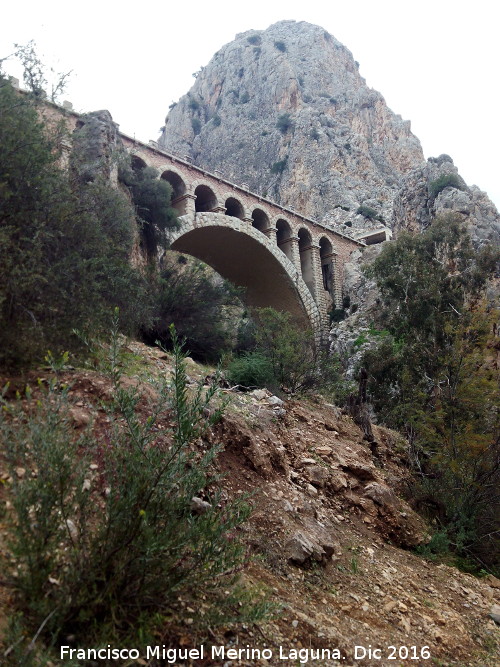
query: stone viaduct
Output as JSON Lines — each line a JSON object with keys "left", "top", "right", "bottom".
{"left": 24, "top": 85, "right": 364, "bottom": 341}
{"left": 119, "top": 135, "right": 364, "bottom": 339}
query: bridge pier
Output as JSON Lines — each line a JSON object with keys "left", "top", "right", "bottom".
{"left": 173, "top": 193, "right": 196, "bottom": 216}
{"left": 281, "top": 235, "right": 301, "bottom": 275}
{"left": 263, "top": 226, "right": 277, "bottom": 243}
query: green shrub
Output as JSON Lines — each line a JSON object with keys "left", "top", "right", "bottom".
{"left": 240, "top": 91, "right": 250, "bottom": 104}
{"left": 353, "top": 333, "right": 368, "bottom": 348}
{"left": 0, "top": 76, "right": 150, "bottom": 368}
{"left": 227, "top": 351, "right": 275, "bottom": 389}
{"left": 118, "top": 160, "right": 178, "bottom": 256}
{"left": 0, "top": 322, "right": 271, "bottom": 658}
{"left": 188, "top": 97, "right": 200, "bottom": 111}
{"left": 276, "top": 113, "right": 294, "bottom": 134}
{"left": 274, "top": 40, "right": 287, "bottom": 52}
{"left": 415, "top": 531, "right": 450, "bottom": 560}
{"left": 191, "top": 117, "right": 202, "bottom": 135}
{"left": 330, "top": 308, "right": 346, "bottom": 323}
{"left": 271, "top": 157, "right": 288, "bottom": 174}
{"left": 247, "top": 34, "right": 261, "bottom": 45}
{"left": 429, "top": 173, "right": 463, "bottom": 198}
{"left": 356, "top": 205, "right": 383, "bottom": 221}
{"left": 143, "top": 253, "right": 243, "bottom": 363}
{"left": 212, "top": 114, "right": 221, "bottom": 126}
{"left": 244, "top": 308, "right": 345, "bottom": 397}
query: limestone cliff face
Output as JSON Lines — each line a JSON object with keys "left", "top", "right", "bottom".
{"left": 158, "top": 20, "right": 424, "bottom": 224}
{"left": 393, "top": 154, "right": 500, "bottom": 247}
{"left": 70, "top": 110, "right": 121, "bottom": 184}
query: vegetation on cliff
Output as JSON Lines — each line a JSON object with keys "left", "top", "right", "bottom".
{"left": 0, "top": 74, "right": 149, "bottom": 367}
{"left": 361, "top": 214, "right": 500, "bottom": 572}
{"left": 0, "top": 70, "right": 243, "bottom": 369}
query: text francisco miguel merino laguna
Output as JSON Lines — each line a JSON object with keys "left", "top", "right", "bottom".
{"left": 60, "top": 644, "right": 344, "bottom": 663}
{"left": 60, "top": 643, "right": 432, "bottom": 662}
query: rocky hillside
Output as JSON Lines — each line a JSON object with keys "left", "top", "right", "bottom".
{"left": 1, "top": 342, "right": 499, "bottom": 665}
{"left": 158, "top": 20, "right": 424, "bottom": 225}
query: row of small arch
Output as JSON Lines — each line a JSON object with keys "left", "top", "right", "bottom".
{"left": 130, "top": 155, "right": 336, "bottom": 264}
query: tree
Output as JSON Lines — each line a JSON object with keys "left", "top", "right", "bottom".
{"left": 118, "top": 160, "right": 178, "bottom": 257}
{"left": 361, "top": 214, "right": 500, "bottom": 570}
{"left": 0, "top": 72, "right": 148, "bottom": 367}
{"left": 12, "top": 40, "right": 72, "bottom": 102}
{"left": 406, "top": 306, "right": 500, "bottom": 572}
{"left": 142, "top": 252, "right": 244, "bottom": 363}
{"left": 228, "top": 308, "right": 344, "bottom": 396}
{"left": 363, "top": 214, "right": 497, "bottom": 425}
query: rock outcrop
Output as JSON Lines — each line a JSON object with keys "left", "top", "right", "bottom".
{"left": 70, "top": 110, "right": 121, "bottom": 184}
{"left": 159, "top": 20, "right": 424, "bottom": 225}
{"left": 158, "top": 20, "right": 499, "bottom": 249}
{"left": 393, "top": 153, "right": 500, "bottom": 247}
{"left": 157, "top": 19, "right": 499, "bottom": 365}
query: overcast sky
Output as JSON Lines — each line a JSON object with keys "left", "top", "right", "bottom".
{"left": 3, "top": 0, "right": 499, "bottom": 209}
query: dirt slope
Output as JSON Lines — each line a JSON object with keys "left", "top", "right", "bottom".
{"left": 1, "top": 341, "right": 499, "bottom": 666}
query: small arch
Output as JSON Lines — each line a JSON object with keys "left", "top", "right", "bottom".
{"left": 251, "top": 208, "right": 270, "bottom": 233}
{"left": 131, "top": 155, "right": 147, "bottom": 171}
{"left": 225, "top": 196, "right": 245, "bottom": 220}
{"left": 161, "top": 169, "right": 187, "bottom": 199}
{"left": 298, "top": 228, "right": 314, "bottom": 295}
{"left": 194, "top": 184, "right": 218, "bottom": 212}
{"left": 298, "top": 227, "right": 312, "bottom": 249}
{"left": 276, "top": 218, "right": 293, "bottom": 261}
{"left": 161, "top": 169, "right": 187, "bottom": 215}
{"left": 319, "top": 237, "right": 333, "bottom": 257}
{"left": 319, "top": 236, "right": 335, "bottom": 292}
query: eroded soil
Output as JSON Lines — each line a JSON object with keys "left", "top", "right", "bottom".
{"left": 0, "top": 341, "right": 498, "bottom": 666}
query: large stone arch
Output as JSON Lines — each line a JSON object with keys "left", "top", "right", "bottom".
{"left": 169, "top": 213, "right": 322, "bottom": 336}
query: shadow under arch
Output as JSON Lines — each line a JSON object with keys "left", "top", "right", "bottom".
{"left": 169, "top": 213, "right": 321, "bottom": 336}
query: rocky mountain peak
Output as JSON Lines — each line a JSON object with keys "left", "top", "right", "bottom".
{"left": 158, "top": 20, "right": 499, "bottom": 249}
{"left": 158, "top": 20, "right": 425, "bottom": 225}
